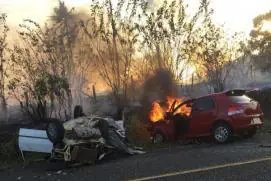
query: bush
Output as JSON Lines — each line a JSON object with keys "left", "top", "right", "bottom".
{"left": 0, "top": 135, "right": 21, "bottom": 169}
{"left": 126, "top": 115, "right": 151, "bottom": 145}
{"left": 0, "top": 133, "right": 48, "bottom": 169}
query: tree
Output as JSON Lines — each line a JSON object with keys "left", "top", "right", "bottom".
{"left": 8, "top": 19, "right": 72, "bottom": 122}
{"left": 137, "top": 0, "right": 208, "bottom": 82}
{"left": 190, "top": 3, "right": 244, "bottom": 92}
{"left": 249, "top": 10, "right": 271, "bottom": 71}
{"left": 50, "top": 1, "right": 96, "bottom": 108}
{"left": 49, "top": 0, "right": 78, "bottom": 80}
{"left": 0, "top": 13, "right": 9, "bottom": 120}
{"left": 81, "top": 0, "right": 144, "bottom": 105}
{"left": 7, "top": 2, "right": 96, "bottom": 122}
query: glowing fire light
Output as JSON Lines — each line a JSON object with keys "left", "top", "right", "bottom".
{"left": 149, "top": 102, "right": 165, "bottom": 122}
{"left": 149, "top": 96, "right": 191, "bottom": 122}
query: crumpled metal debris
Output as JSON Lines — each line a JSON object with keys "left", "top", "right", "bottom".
{"left": 62, "top": 115, "right": 145, "bottom": 155}
{"left": 73, "top": 127, "right": 101, "bottom": 139}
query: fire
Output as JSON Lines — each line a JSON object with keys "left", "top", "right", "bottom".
{"left": 149, "top": 96, "right": 191, "bottom": 122}
{"left": 149, "top": 102, "right": 165, "bottom": 122}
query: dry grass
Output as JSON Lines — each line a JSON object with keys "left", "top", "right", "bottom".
{"left": 0, "top": 135, "right": 21, "bottom": 169}
{"left": 0, "top": 134, "right": 48, "bottom": 170}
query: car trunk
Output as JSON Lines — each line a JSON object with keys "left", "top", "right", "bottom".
{"left": 241, "top": 101, "right": 262, "bottom": 116}
{"left": 227, "top": 94, "right": 263, "bottom": 116}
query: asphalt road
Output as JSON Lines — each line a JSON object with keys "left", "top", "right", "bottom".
{"left": 2, "top": 134, "right": 271, "bottom": 181}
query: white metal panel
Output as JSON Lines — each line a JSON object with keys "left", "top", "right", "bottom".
{"left": 18, "top": 128, "right": 53, "bottom": 153}
{"left": 19, "top": 128, "right": 48, "bottom": 138}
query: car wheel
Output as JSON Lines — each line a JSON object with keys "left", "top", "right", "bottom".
{"left": 213, "top": 123, "right": 232, "bottom": 143}
{"left": 243, "top": 128, "right": 257, "bottom": 139}
{"left": 152, "top": 131, "right": 165, "bottom": 144}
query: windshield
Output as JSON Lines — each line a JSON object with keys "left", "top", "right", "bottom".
{"left": 228, "top": 95, "right": 252, "bottom": 103}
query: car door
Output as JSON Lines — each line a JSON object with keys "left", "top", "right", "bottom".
{"left": 189, "top": 96, "right": 216, "bottom": 136}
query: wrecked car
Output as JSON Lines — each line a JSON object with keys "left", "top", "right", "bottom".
{"left": 46, "top": 115, "right": 144, "bottom": 166}
{"left": 148, "top": 89, "right": 264, "bottom": 144}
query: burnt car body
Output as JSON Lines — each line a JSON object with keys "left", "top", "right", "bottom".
{"left": 148, "top": 89, "right": 264, "bottom": 144}
{"left": 46, "top": 115, "right": 144, "bottom": 166}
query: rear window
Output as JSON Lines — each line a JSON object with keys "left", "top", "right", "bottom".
{"left": 228, "top": 95, "right": 251, "bottom": 103}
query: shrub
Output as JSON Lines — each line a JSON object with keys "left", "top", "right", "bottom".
{"left": 0, "top": 135, "right": 20, "bottom": 169}
{"left": 126, "top": 114, "right": 150, "bottom": 145}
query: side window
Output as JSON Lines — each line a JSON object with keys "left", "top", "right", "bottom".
{"left": 193, "top": 96, "right": 214, "bottom": 112}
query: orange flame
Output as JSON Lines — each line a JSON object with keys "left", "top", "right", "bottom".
{"left": 149, "top": 96, "right": 191, "bottom": 122}
{"left": 149, "top": 102, "right": 165, "bottom": 122}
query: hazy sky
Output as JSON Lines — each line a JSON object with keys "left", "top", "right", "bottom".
{"left": 0, "top": 0, "right": 270, "bottom": 36}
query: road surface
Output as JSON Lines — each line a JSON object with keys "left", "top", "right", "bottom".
{"left": 1, "top": 134, "right": 271, "bottom": 181}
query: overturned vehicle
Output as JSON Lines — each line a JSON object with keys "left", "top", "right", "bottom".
{"left": 46, "top": 115, "right": 144, "bottom": 166}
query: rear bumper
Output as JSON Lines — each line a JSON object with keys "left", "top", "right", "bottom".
{"left": 232, "top": 115, "right": 263, "bottom": 132}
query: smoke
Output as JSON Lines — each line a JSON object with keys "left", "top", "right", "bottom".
{"left": 145, "top": 69, "right": 177, "bottom": 99}
{"left": 139, "top": 69, "right": 177, "bottom": 120}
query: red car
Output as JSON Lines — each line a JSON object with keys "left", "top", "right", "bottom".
{"left": 148, "top": 89, "right": 264, "bottom": 144}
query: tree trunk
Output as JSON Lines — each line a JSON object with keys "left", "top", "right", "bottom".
{"left": 0, "top": 96, "right": 7, "bottom": 122}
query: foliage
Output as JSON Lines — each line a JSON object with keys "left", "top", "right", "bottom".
{"left": 137, "top": 0, "right": 208, "bottom": 82}
{"left": 0, "top": 13, "right": 9, "bottom": 118}
{"left": 50, "top": 0, "right": 79, "bottom": 80}
{"left": 0, "top": 0, "right": 247, "bottom": 123}
{"left": 190, "top": 5, "right": 244, "bottom": 92}
{"left": 8, "top": 66, "right": 71, "bottom": 122}
{"left": 81, "top": 0, "right": 145, "bottom": 105}
{"left": 81, "top": 0, "right": 223, "bottom": 103}
{"left": 249, "top": 10, "right": 271, "bottom": 71}
{"left": 5, "top": 1, "right": 90, "bottom": 122}
{"left": 7, "top": 17, "right": 72, "bottom": 122}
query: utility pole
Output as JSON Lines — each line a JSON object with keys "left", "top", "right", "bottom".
{"left": 250, "top": 64, "right": 253, "bottom": 80}
{"left": 191, "top": 73, "right": 194, "bottom": 94}
{"left": 92, "top": 84, "right": 97, "bottom": 103}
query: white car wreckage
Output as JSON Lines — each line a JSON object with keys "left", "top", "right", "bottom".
{"left": 45, "top": 115, "right": 145, "bottom": 166}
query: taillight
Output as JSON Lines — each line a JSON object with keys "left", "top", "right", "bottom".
{"left": 228, "top": 106, "right": 244, "bottom": 116}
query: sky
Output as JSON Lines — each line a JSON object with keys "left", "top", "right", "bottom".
{"left": 0, "top": 0, "right": 270, "bottom": 36}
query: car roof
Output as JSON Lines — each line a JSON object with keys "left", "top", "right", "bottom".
{"left": 189, "top": 89, "right": 248, "bottom": 101}
{"left": 187, "top": 92, "right": 222, "bottom": 101}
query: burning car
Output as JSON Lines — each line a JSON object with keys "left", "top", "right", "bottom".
{"left": 148, "top": 89, "right": 264, "bottom": 144}
{"left": 46, "top": 115, "right": 144, "bottom": 166}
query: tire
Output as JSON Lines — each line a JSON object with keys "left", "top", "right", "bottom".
{"left": 152, "top": 131, "right": 165, "bottom": 144}
{"left": 243, "top": 128, "right": 257, "bottom": 139}
{"left": 46, "top": 119, "right": 65, "bottom": 144}
{"left": 212, "top": 123, "right": 232, "bottom": 143}
{"left": 74, "top": 105, "right": 85, "bottom": 119}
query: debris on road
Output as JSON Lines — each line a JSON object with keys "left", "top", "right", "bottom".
{"left": 57, "top": 170, "right": 62, "bottom": 174}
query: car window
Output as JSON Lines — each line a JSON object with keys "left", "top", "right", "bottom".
{"left": 193, "top": 96, "right": 214, "bottom": 112}
{"left": 228, "top": 95, "right": 251, "bottom": 103}
{"left": 173, "top": 102, "right": 192, "bottom": 116}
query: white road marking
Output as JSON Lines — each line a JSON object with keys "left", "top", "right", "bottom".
{"left": 129, "top": 157, "right": 271, "bottom": 181}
